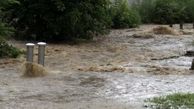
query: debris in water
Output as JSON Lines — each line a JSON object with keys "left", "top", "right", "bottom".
{"left": 180, "top": 29, "right": 194, "bottom": 35}
{"left": 80, "top": 76, "right": 105, "bottom": 87}
{"left": 132, "top": 33, "right": 155, "bottom": 39}
{"left": 77, "top": 65, "right": 126, "bottom": 72}
{"left": 151, "top": 26, "right": 181, "bottom": 35}
{"left": 147, "top": 65, "right": 190, "bottom": 75}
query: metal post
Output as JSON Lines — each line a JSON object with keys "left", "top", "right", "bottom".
{"left": 37, "top": 42, "right": 46, "bottom": 66}
{"left": 26, "top": 43, "right": 35, "bottom": 62}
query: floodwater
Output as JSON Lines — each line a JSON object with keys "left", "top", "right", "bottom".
{"left": 1, "top": 25, "right": 194, "bottom": 109}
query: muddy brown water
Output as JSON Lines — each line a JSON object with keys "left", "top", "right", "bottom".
{"left": 1, "top": 25, "right": 194, "bottom": 109}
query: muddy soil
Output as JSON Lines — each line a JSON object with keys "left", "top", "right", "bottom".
{"left": 1, "top": 24, "right": 194, "bottom": 109}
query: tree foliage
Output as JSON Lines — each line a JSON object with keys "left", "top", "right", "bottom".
{"left": 6, "top": 0, "right": 111, "bottom": 41}
{"left": 0, "top": 0, "right": 16, "bottom": 38}
{"left": 134, "top": 0, "right": 194, "bottom": 24}
{"left": 152, "top": 0, "right": 180, "bottom": 24}
{"left": 0, "top": 37, "right": 21, "bottom": 58}
{"left": 184, "top": 0, "right": 194, "bottom": 22}
{"left": 110, "top": 0, "right": 141, "bottom": 28}
{"left": 132, "top": 0, "right": 155, "bottom": 23}
{"left": 0, "top": 0, "right": 21, "bottom": 58}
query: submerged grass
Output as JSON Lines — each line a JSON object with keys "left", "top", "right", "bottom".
{"left": 146, "top": 93, "right": 194, "bottom": 109}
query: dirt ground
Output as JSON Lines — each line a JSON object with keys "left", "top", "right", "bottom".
{"left": 1, "top": 24, "right": 194, "bottom": 109}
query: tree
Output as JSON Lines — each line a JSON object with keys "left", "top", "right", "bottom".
{"left": 110, "top": 0, "right": 141, "bottom": 28}
{"left": 132, "top": 0, "right": 156, "bottom": 23}
{"left": 153, "top": 0, "right": 180, "bottom": 26}
{"left": 185, "top": 0, "right": 194, "bottom": 28}
{"left": 6, "top": 0, "right": 111, "bottom": 41}
{"left": 0, "top": 0, "right": 21, "bottom": 58}
{"left": 0, "top": 0, "right": 17, "bottom": 37}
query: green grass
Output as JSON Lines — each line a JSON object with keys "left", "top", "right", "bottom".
{"left": 145, "top": 93, "right": 194, "bottom": 109}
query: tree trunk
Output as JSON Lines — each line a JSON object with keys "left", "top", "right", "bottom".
{"left": 193, "top": 23, "right": 194, "bottom": 29}
{"left": 190, "top": 59, "right": 194, "bottom": 70}
{"left": 169, "top": 24, "right": 173, "bottom": 28}
{"left": 180, "top": 23, "right": 183, "bottom": 29}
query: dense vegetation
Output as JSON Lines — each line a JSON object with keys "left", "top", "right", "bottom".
{"left": 2, "top": 0, "right": 141, "bottom": 41}
{"left": 110, "top": 0, "right": 141, "bottom": 28}
{"left": 6, "top": 0, "right": 112, "bottom": 41}
{"left": 0, "top": 0, "right": 16, "bottom": 37}
{"left": 0, "top": 0, "right": 21, "bottom": 58}
{"left": 0, "top": 0, "right": 193, "bottom": 43}
{"left": 0, "top": 38, "right": 21, "bottom": 58}
{"left": 132, "top": 0, "right": 155, "bottom": 23}
{"left": 133, "top": 0, "right": 194, "bottom": 25}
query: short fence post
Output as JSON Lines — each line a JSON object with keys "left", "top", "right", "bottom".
{"left": 26, "top": 43, "right": 35, "bottom": 62}
{"left": 37, "top": 42, "right": 46, "bottom": 66}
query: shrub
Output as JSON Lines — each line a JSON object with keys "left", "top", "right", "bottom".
{"left": 0, "top": 38, "right": 21, "bottom": 58}
{"left": 0, "top": 22, "right": 14, "bottom": 38}
{"left": 110, "top": 0, "right": 141, "bottom": 29}
{"left": 5, "top": 0, "right": 111, "bottom": 41}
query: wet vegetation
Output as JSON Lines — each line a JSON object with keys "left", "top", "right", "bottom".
{"left": 110, "top": 0, "right": 141, "bottom": 28}
{"left": 133, "top": 0, "right": 194, "bottom": 25}
{"left": 5, "top": 0, "right": 112, "bottom": 41}
{"left": 0, "top": 0, "right": 21, "bottom": 58}
{"left": 0, "top": 38, "right": 21, "bottom": 58}
{"left": 0, "top": 0, "right": 194, "bottom": 42}
{"left": 146, "top": 93, "right": 194, "bottom": 109}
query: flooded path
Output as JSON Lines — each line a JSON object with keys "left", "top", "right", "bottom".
{"left": 0, "top": 70, "right": 194, "bottom": 109}
{"left": 1, "top": 25, "right": 194, "bottom": 108}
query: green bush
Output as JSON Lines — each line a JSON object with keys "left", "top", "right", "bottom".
{"left": 110, "top": 0, "right": 141, "bottom": 28}
{"left": 5, "top": 0, "right": 111, "bottom": 41}
{"left": 0, "top": 22, "right": 14, "bottom": 38}
{"left": 0, "top": 38, "right": 21, "bottom": 58}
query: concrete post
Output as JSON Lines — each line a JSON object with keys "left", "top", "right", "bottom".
{"left": 37, "top": 42, "right": 46, "bottom": 66}
{"left": 26, "top": 43, "right": 35, "bottom": 62}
